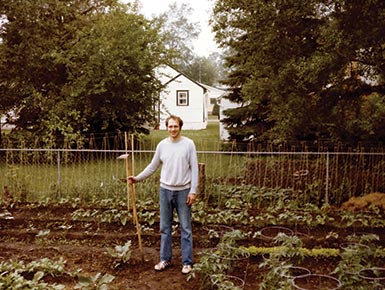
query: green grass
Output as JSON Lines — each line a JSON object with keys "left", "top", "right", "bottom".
{"left": 0, "top": 121, "right": 242, "bottom": 203}
{"left": 142, "top": 119, "right": 221, "bottom": 151}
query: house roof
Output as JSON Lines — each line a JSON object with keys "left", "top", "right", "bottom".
{"left": 157, "top": 64, "right": 207, "bottom": 93}
{"left": 199, "top": 83, "right": 228, "bottom": 96}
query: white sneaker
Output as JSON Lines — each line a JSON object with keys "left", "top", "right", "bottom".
{"left": 154, "top": 260, "right": 172, "bottom": 271}
{"left": 181, "top": 264, "right": 193, "bottom": 274}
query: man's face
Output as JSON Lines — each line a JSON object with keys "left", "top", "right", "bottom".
{"left": 167, "top": 118, "right": 181, "bottom": 140}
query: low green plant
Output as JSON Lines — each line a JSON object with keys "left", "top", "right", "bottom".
{"left": 74, "top": 273, "right": 115, "bottom": 290}
{"left": 71, "top": 208, "right": 132, "bottom": 226}
{"left": 25, "top": 257, "right": 67, "bottom": 277}
{"left": 210, "top": 273, "right": 244, "bottom": 290}
{"left": 247, "top": 246, "right": 340, "bottom": 258}
{"left": 258, "top": 233, "right": 305, "bottom": 290}
{"left": 0, "top": 247, "right": 116, "bottom": 289}
{"left": 189, "top": 247, "right": 230, "bottom": 289}
{"left": 138, "top": 210, "right": 156, "bottom": 225}
{"left": 189, "top": 230, "right": 248, "bottom": 289}
{"left": 0, "top": 258, "right": 66, "bottom": 290}
{"left": 258, "top": 261, "right": 294, "bottom": 290}
{"left": 106, "top": 240, "right": 132, "bottom": 268}
{"left": 35, "top": 229, "right": 51, "bottom": 245}
{"left": 332, "top": 234, "right": 380, "bottom": 289}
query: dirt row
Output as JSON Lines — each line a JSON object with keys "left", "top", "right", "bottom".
{"left": 1, "top": 204, "right": 385, "bottom": 289}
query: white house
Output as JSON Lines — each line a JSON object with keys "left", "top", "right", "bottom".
{"left": 199, "top": 84, "right": 227, "bottom": 114}
{"left": 217, "top": 95, "right": 241, "bottom": 141}
{"left": 156, "top": 65, "right": 209, "bottom": 130}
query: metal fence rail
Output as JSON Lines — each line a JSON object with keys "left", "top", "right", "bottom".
{"left": 1, "top": 148, "right": 385, "bottom": 206}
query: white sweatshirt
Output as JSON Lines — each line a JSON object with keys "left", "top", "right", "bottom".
{"left": 135, "top": 136, "right": 199, "bottom": 194}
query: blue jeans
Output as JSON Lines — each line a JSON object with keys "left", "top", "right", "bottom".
{"left": 159, "top": 187, "right": 193, "bottom": 265}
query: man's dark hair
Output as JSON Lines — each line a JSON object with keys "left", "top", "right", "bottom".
{"left": 165, "top": 115, "right": 183, "bottom": 129}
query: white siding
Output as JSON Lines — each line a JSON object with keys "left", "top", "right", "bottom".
{"left": 218, "top": 97, "right": 240, "bottom": 140}
{"left": 156, "top": 65, "right": 208, "bottom": 130}
{"left": 200, "top": 84, "right": 227, "bottom": 113}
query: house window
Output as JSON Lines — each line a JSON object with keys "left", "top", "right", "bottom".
{"left": 177, "top": 90, "right": 189, "bottom": 106}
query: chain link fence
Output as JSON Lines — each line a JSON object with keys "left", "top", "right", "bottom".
{"left": 1, "top": 146, "right": 385, "bottom": 207}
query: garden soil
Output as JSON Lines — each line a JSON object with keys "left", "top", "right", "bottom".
{"left": 1, "top": 203, "right": 385, "bottom": 289}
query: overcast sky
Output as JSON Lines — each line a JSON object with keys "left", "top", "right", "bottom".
{"left": 122, "top": 0, "right": 218, "bottom": 56}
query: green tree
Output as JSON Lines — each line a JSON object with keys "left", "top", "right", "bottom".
{"left": 183, "top": 55, "right": 219, "bottom": 86}
{"left": 0, "top": 0, "right": 166, "bottom": 147}
{"left": 155, "top": 2, "right": 200, "bottom": 69}
{"left": 62, "top": 7, "right": 165, "bottom": 139}
{"left": 212, "top": 0, "right": 385, "bottom": 144}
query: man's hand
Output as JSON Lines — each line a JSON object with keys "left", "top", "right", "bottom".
{"left": 127, "top": 176, "right": 136, "bottom": 184}
{"left": 186, "top": 193, "right": 197, "bottom": 206}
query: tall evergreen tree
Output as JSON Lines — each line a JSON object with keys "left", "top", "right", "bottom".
{"left": 212, "top": 0, "right": 385, "bottom": 144}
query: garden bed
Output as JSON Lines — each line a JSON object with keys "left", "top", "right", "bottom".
{"left": 1, "top": 202, "right": 385, "bottom": 289}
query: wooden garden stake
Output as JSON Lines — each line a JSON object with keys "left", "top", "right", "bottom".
{"left": 125, "top": 132, "right": 130, "bottom": 211}
{"left": 117, "top": 133, "right": 144, "bottom": 262}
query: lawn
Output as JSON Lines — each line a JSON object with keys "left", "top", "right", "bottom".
{"left": 142, "top": 117, "right": 221, "bottom": 152}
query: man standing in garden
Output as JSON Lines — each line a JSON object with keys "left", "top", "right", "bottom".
{"left": 128, "top": 115, "right": 199, "bottom": 275}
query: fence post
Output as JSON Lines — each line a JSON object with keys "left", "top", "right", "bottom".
{"left": 57, "top": 150, "right": 61, "bottom": 197}
{"left": 198, "top": 163, "right": 206, "bottom": 196}
{"left": 325, "top": 152, "right": 329, "bottom": 205}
